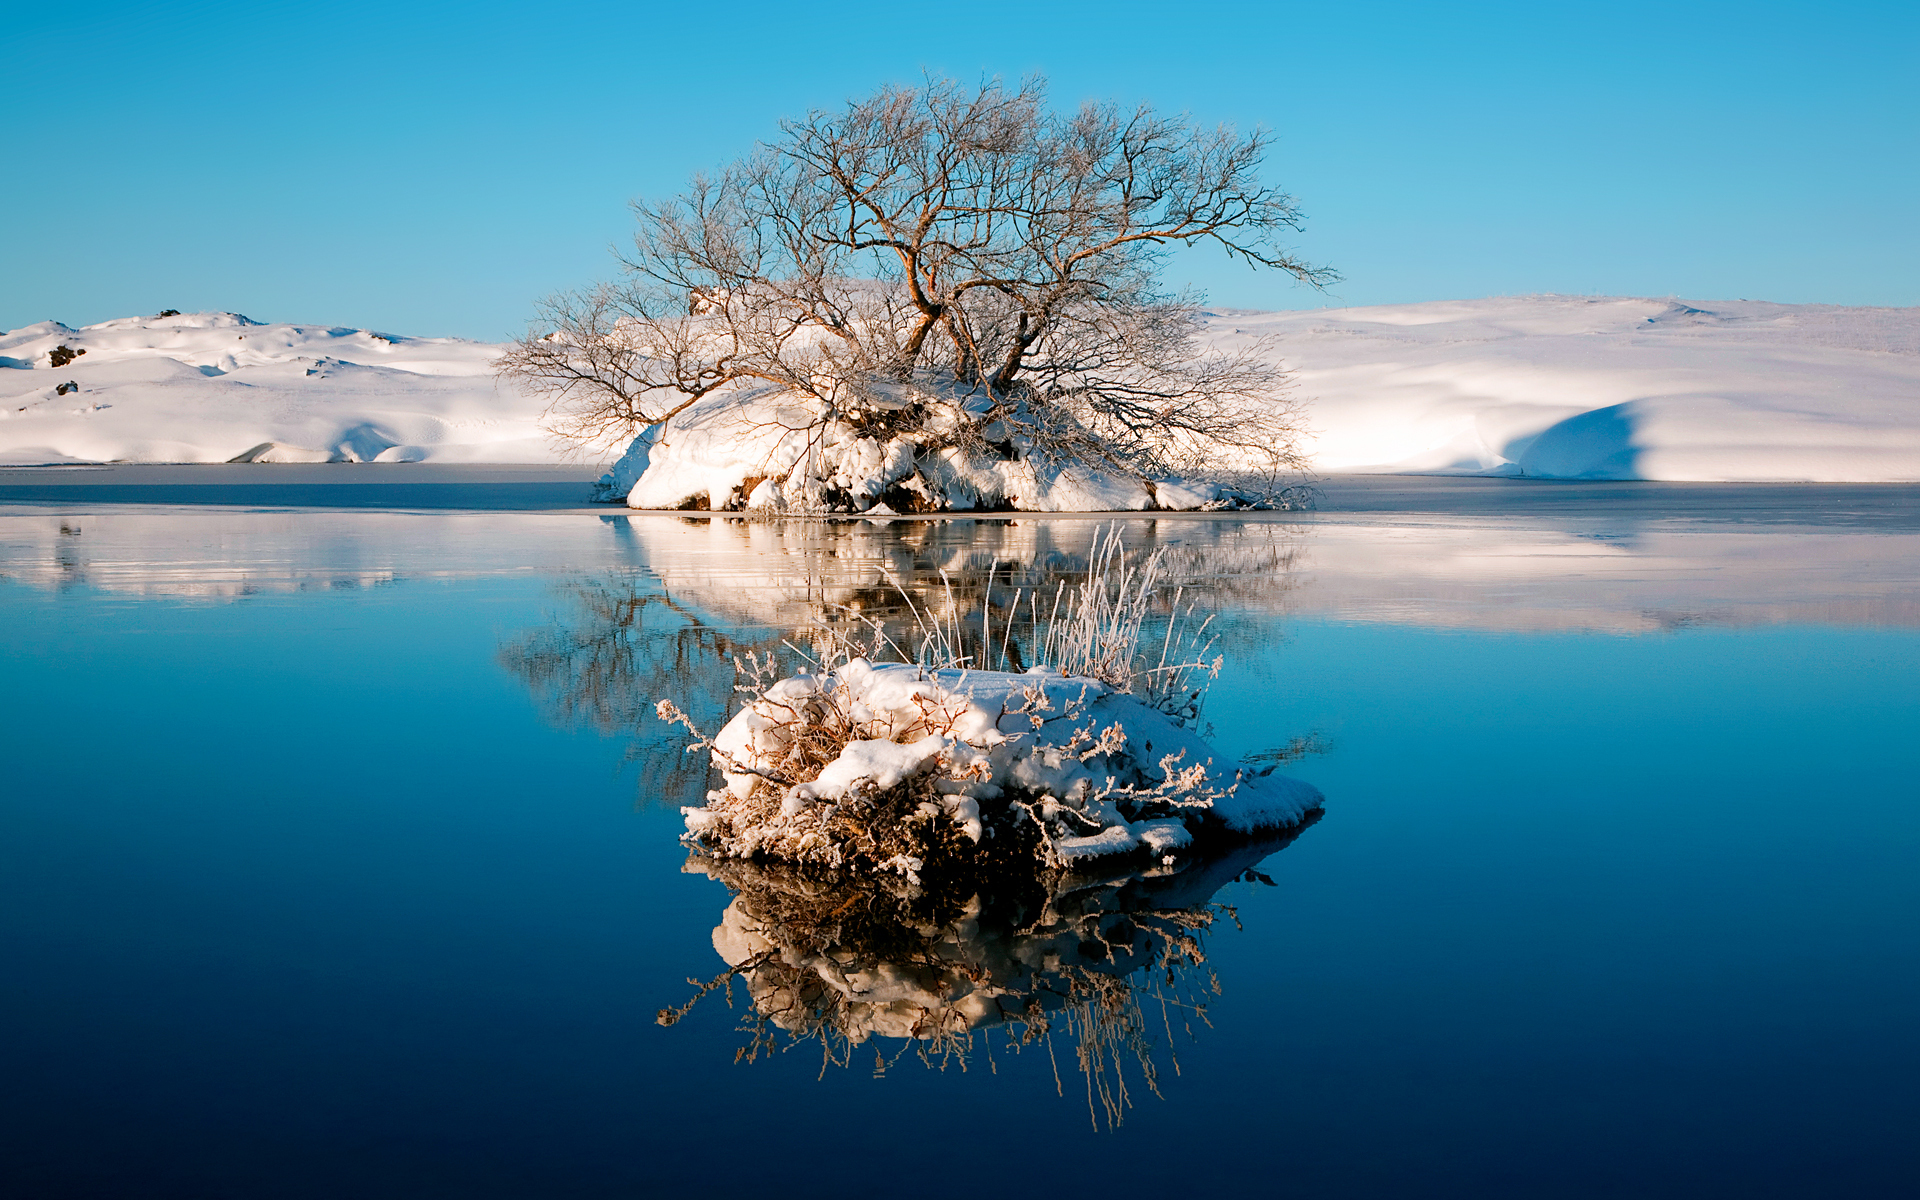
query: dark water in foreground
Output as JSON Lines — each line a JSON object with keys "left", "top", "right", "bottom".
{"left": 2, "top": 511, "right": 1917, "bottom": 1198}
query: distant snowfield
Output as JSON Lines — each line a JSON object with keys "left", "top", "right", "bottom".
{"left": 3, "top": 296, "right": 1916, "bottom": 480}
{"left": 1223, "top": 295, "right": 1920, "bottom": 481}
{"left": 0, "top": 312, "right": 547, "bottom": 465}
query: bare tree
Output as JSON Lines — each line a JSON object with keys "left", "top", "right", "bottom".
{"left": 500, "top": 75, "right": 1335, "bottom": 486}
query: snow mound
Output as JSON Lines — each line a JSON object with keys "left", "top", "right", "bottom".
{"left": 1205, "top": 295, "right": 1920, "bottom": 481}
{"left": 681, "top": 659, "right": 1322, "bottom": 879}
{"left": 0, "top": 311, "right": 546, "bottom": 464}
{"left": 616, "top": 383, "right": 1171, "bottom": 513}
{"left": 227, "top": 441, "right": 332, "bottom": 464}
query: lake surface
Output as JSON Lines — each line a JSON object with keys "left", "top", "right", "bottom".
{"left": 3, "top": 501, "right": 1917, "bottom": 1198}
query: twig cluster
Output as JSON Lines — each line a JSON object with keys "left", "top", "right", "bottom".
{"left": 499, "top": 74, "right": 1333, "bottom": 485}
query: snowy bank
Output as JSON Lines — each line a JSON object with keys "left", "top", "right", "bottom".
{"left": 0, "top": 311, "right": 544, "bottom": 464}
{"left": 8, "top": 296, "right": 1916, "bottom": 482}
{"left": 678, "top": 658, "right": 1321, "bottom": 880}
{"left": 1212, "top": 295, "right": 1920, "bottom": 481}
{"left": 603, "top": 294, "right": 1920, "bottom": 502}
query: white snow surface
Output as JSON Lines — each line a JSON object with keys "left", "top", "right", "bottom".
{"left": 615, "top": 294, "right": 1920, "bottom": 500}
{"left": 689, "top": 659, "right": 1322, "bottom": 872}
{"left": 0, "top": 311, "right": 546, "bottom": 464}
{"left": 1216, "top": 295, "right": 1920, "bottom": 481}
{"left": 8, "top": 296, "right": 1916, "bottom": 480}
{"left": 619, "top": 383, "right": 1155, "bottom": 512}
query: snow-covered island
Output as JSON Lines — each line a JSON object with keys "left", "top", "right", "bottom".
{"left": 5, "top": 296, "right": 1916, "bottom": 499}
{"left": 661, "top": 529, "right": 1321, "bottom": 880}
{"left": 677, "top": 657, "right": 1321, "bottom": 880}
{"left": 653, "top": 533, "right": 1323, "bottom": 1112}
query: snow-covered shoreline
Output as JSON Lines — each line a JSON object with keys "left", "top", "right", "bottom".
{"left": 1218, "top": 295, "right": 1920, "bottom": 481}
{"left": 0, "top": 311, "right": 547, "bottom": 466}
{"left": 6, "top": 295, "right": 1915, "bottom": 485}
{"left": 599, "top": 294, "right": 1920, "bottom": 511}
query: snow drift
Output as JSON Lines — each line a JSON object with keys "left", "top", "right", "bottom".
{"left": 1213, "top": 295, "right": 1920, "bottom": 481}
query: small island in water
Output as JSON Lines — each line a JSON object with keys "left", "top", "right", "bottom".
{"left": 664, "top": 527, "right": 1323, "bottom": 881}
{"left": 654, "top": 527, "right": 1325, "bottom": 1121}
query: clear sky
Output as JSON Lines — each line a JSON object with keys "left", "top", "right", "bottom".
{"left": 4, "top": 0, "right": 1914, "bottom": 340}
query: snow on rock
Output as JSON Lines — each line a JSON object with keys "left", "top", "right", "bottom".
{"left": 1148, "top": 478, "right": 1221, "bottom": 510}
{"left": 624, "top": 385, "right": 823, "bottom": 509}
{"left": 681, "top": 659, "right": 1322, "bottom": 877}
{"left": 0, "top": 311, "right": 546, "bottom": 464}
{"left": 591, "top": 426, "right": 655, "bottom": 501}
{"left": 1205, "top": 295, "right": 1920, "bottom": 481}
{"left": 1055, "top": 825, "right": 1142, "bottom": 863}
{"left": 616, "top": 383, "right": 1167, "bottom": 513}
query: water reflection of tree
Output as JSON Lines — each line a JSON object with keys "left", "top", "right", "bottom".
{"left": 809, "top": 524, "right": 1310, "bottom": 677}
{"left": 499, "top": 519, "right": 1312, "bottom": 802}
{"left": 662, "top": 824, "right": 1315, "bottom": 1129}
{"left": 499, "top": 578, "right": 791, "bottom": 799}
{"left": 497, "top": 520, "right": 1325, "bottom": 1121}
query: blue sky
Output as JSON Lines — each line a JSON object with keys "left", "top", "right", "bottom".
{"left": 4, "top": 0, "right": 1914, "bottom": 339}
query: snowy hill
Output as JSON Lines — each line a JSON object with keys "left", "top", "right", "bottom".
{"left": 3, "top": 298, "right": 1916, "bottom": 480}
{"left": 1215, "top": 295, "right": 1920, "bottom": 481}
{"left": 0, "top": 311, "right": 546, "bottom": 464}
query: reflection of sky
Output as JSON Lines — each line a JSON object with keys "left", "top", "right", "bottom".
{"left": 2, "top": 519, "right": 1918, "bottom": 1196}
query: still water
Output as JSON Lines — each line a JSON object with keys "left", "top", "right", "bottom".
{"left": 3, "top": 510, "right": 1917, "bottom": 1198}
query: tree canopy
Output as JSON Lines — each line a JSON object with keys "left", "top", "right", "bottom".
{"left": 503, "top": 75, "right": 1334, "bottom": 487}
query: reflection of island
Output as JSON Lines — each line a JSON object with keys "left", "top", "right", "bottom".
{"left": 606, "top": 515, "right": 1308, "bottom": 638}
{"left": 6, "top": 508, "right": 1909, "bottom": 632}
{"left": 662, "top": 826, "right": 1316, "bottom": 1127}
{"left": 498, "top": 525, "right": 1308, "bottom": 803}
